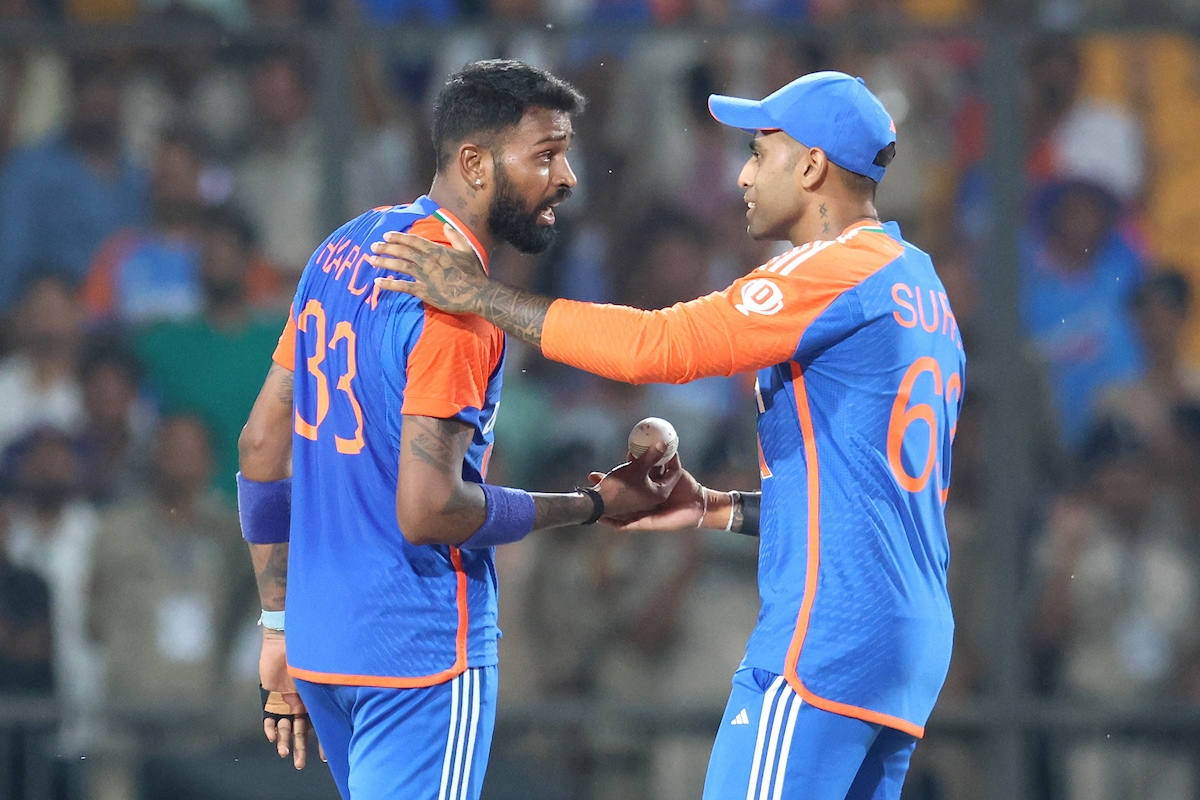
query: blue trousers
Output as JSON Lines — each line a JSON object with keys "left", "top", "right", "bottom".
{"left": 703, "top": 668, "right": 917, "bottom": 800}
{"left": 295, "top": 667, "right": 497, "bottom": 800}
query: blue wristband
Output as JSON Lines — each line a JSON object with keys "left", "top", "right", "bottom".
{"left": 237, "top": 473, "right": 292, "bottom": 544}
{"left": 459, "top": 484, "right": 536, "bottom": 549}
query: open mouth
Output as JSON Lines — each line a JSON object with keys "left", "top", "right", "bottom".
{"left": 537, "top": 206, "right": 556, "bottom": 225}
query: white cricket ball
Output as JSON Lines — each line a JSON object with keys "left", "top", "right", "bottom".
{"left": 627, "top": 417, "right": 679, "bottom": 467}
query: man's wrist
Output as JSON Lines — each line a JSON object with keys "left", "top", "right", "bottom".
{"left": 576, "top": 486, "right": 604, "bottom": 525}
{"left": 260, "top": 609, "right": 285, "bottom": 631}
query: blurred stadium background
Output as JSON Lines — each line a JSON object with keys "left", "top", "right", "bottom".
{"left": 1, "top": 0, "right": 1199, "bottom": 798}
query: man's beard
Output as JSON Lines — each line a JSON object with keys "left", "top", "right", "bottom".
{"left": 487, "top": 164, "right": 569, "bottom": 255}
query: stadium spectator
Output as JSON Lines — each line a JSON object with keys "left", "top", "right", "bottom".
{"left": 0, "top": 502, "right": 53, "bottom": 696}
{"left": 80, "top": 130, "right": 207, "bottom": 327}
{"left": 87, "top": 419, "right": 258, "bottom": 800}
{"left": 1099, "top": 270, "right": 1200, "bottom": 478}
{"left": 0, "top": 274, "right": 86, "bottom": 453}
{"left": 0, "top": 56, "right": 146, "bottom": 310}
{"left": 617, "top": 208, "right": 744, "bottom": 459}
{"left": 344, "top": 49, "right": 427, "bottom": 217}
{"left": 89, "top": 416, "right": 255, "bottom": 757}
{"left": 134, "top": 218, "right": 288, "bottom": 500}
{"left": 233, "top": 48, "right": 321, "bottom": 275}
{"left": 1025, "top": 35, "right": 1145, "bottom": 204}
{"left": 202, "top": 203, "right": 288, "bottom": 311}
{"left": 1019, "top": 180, "right": 1146, "bottom": 448}
{"left": 78, "top": 343, "right": 153, "bottom": 504}
{"left": 1, "top": 427, "right": 102, "bottom": 751}
{"left": 1032, "top": 419, "right": 1199, "bottom": 800}
{"left": 0, "top": 0, "right": 69, "bottom": 156}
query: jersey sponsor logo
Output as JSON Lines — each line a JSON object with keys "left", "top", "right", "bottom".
{"left": 730, "top": 708, "right": 750, "bottom": 725}
{"left": 735, "top": 278, "right": 785, "bottom": 316}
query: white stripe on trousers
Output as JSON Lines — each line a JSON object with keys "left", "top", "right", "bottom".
{"left": 438, "top": 671, "right": 482, "bottom": 800}
{"left": 746, "top": 678, "right": 803, "bottom": 800}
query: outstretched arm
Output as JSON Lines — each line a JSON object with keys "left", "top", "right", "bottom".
{"left": 370, "top": 230, "right": 552, "bottom": 347}
{"left": 368, "top": 225, "right": 832, "bottom": 385}
{"left": 397, "top": 414, "right": 680, "bottom": 547}
{"left": 591, "top": 464, "right": 761, "bottom": 535}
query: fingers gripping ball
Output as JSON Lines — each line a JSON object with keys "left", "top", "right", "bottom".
{"left": 627, "top": 417, "right": 679, "bottom": 467}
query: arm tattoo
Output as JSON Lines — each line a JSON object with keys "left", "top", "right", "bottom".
{"left": 267, "top": 363, "right": 294, "bottom": 405}
{"left": 413, "top": 243, "right": 552, "bottom": 346}
{"left": 473, "top": 282, "right": 553, "bottom": 347}
{"left": 530, "top": 491, "right": 595, "bottom": 530}
{"left": 277, "top": 369, "right": 293, "bottom": 404}
{"left": 252, "top": 543, "right": 288, "bottom": 611}
{"left": 408, "top": 417, "right": 471, "bottom": 476}
{"left": 730, "top": 492, "right": 761, "bottom": 537}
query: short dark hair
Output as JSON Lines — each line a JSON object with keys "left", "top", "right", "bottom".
{"left": 834, "top": 163, "right": 878, "bottom": 201}
{"left": 432, "top": 60, "right": 585, "bottom": 172}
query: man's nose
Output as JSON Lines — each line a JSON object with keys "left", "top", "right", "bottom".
{"left": 558, "top": 157, "right": 578, "bottom": 189}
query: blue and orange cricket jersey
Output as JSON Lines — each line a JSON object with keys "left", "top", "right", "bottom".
{"left": 272, "top": 195, "right": 505, "bottom": 687}
{"left": 541, "top": 221, "right": 965, "bottom": 736}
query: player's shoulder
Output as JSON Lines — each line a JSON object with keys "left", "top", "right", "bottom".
{"left": 755, "top": 224, "right": 904, "bottom": 286}
{"left": 422, "top": 304, "right": 506, "bottom": 347}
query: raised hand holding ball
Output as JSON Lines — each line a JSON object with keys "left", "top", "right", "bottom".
{"left": 627, "top": 417, "right": 679, "bottom": 467}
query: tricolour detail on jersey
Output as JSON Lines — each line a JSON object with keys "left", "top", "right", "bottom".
{"left": 781, "top": 362, "right": 926, "bottom": 738}
{"left": 745, "top": 677, "right": 803, "bottom": 800}
{"left": 431, "top": 209, "right": 490, "bottom": 273}
{"left": 438, "top": 669, "right": 483, "bottom": 800}
{"left": 761, "top": 225, "right": 885, "bottom": 278}
{"left": 287, "top": 547, "right": 471, "bottom": 688}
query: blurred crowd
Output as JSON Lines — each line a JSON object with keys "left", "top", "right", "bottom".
{"left": 2, "top": 1, "right": 1200, "bottom": 797}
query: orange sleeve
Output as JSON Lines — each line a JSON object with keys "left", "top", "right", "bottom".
{"left": 541, "top": 237, "right": 901, "bottom": 384}
{"left": 80, "top": 231, "right": 132, "bottom": 321}
{"left": 397, "top": 215, "right": 502, "bottom": 419}
{"left": 271, "top": 304, "right": 296, "bottom": 369}
{"left": 402, "top": 307, "right": 504, "bottom": 418}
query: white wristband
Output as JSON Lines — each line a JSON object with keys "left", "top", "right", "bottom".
{"left": 726, "top": 491, "right": 740, "bottom": 532}
{"left": 260, "top": 609, "right": 285, "bottom": 631}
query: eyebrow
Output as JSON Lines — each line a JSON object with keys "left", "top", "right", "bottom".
{"left": 533, "top": 131, "right": 572, "bottom": 146}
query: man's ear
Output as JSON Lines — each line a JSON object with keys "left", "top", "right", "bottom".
{"left": 458, "top": 144, "right": 494, "bottom": 190}
{"left": 799, "top": 147, "right": 829, "bottom": 192}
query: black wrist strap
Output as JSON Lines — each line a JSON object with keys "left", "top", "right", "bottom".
{"left": 577, "top": 486, "right": 604, "bottom": 525}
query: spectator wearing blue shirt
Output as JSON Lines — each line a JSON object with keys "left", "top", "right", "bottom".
{"left": 0, "top": 57, "right": 146, "bottom": 310}
{"left": 1020, "top": 180, "right": 1145, "bottom": 449}
{"left": 79, "top": 129, "right": 206, "bottom": 328}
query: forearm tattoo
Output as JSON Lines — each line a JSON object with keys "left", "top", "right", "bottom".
{"left": 253, "top": 543, "right": 288, "bottom": 611}
{"left": 472, "top": 282, "right": 553, "bottom": 348}
{"left": 731, "top": 492, "right": 762, "bottom": 537}
{"left": 530, "top": 491, "right": 595, "bottom": 530}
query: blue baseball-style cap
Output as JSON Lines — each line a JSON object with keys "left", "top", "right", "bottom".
{"left": 708, "top": 71, "right": 897, "bottom": 182}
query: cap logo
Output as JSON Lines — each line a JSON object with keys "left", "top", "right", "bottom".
{"left": 735, "top": 278, "right": 785, "bottom": 316}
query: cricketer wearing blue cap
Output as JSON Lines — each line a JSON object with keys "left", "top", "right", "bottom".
{"left": 369, "top": 70, "right": 964, "bottom": 800}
